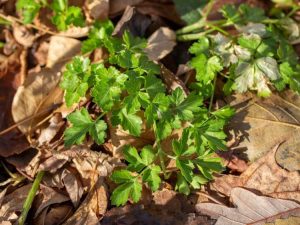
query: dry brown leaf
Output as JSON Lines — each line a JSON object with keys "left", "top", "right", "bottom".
{"left": 0, "top": 184, "right": 32, "bottom": 222}
{"left": 109, "top": 0, "right": 143, "bottom": 16}
{"left": 86, "top": 0, "right": 109, "bottom": 20}
{"left": 145, "top": 27, "right": 176, "bottom": 61}
{"left": 227, "top": 90, "right": 300, "bottom": 171}
{"left": 196, "top": 187, "right": 300, "bottom": 225}
{"left": 33, "top": 203, "right": 73, "bottom": 225}
{"left": 62, "top": 177, "right": 107, "bottom": 225}
{"left": 39, "top": 145, "right": 120, "bottom": 188}
{"left": 11, "top": 36, "right": 81, "bottom": 135}
{"left": 212, "top": 145, "right": 300, "bottom": 202}
{"left": 112, "top": 6, "right": 151, "bottom": 37}
{"left": 62, "top": 169, "right": 84, "bottom": 207}
{"left": 136, "top": 0, "right": 183, "bottom": 25}
{"left": 35, "top": 186, "right": 70, "bottom": 218}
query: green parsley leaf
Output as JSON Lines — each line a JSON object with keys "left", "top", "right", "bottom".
{"left": 16, "top": 0, "right": 41, "bottom": 24}
{"left": 60, "top": 57, "right": 91, "bottom": 107}
{"left": 110, "top": 178, "right": 142, "bottom": 206}
{"left": 64, "top": 108, "right": 107, "bottom": 146}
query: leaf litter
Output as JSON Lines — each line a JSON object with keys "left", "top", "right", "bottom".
{"left": 0, "top": 0, "right": 300, "bottom": 225}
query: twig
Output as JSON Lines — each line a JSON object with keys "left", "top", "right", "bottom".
{"left": 0, "top": 103, "right": 61, "bottom": 136}
{"left": 196, "top": 191, "right": 226, "bottom": 205}
{"left": 0, "top": 13, "right": 57, "bottom": 36}
{"left": 18, "top": 171, "right": 45, "bottom": 225}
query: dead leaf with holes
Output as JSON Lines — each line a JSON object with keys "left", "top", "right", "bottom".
{"left": 212, "top": 145, "right": 300, "bottom": 202}
{"left": 196, "top": 187, "right": 300, "bottom": 225}
{"left": 227, "top": 90, "right": 300, "bottom": 171}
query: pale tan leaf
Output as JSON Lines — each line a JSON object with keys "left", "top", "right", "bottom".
{"left": 212, "top": 146, "right": 300, "bottom": 202}
{"left": 196, "top": 187, "right": 300, "bottom": 225}
{"left": 46, "top": 36, "right": 81, "bottom": 68}
{"left": 145, "top": 27, "right": 176, "bottom": 61}
{"left": 86, "top": 0, "right": 109, "bottom": 20}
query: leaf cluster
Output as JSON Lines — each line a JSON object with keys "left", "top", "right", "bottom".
{"left": 61, "top": 21, "right": 234, "bottom": 206}
{"left": 189, "top": 4, "right": 300, "bottom": 97}
{"left": 16, "top": 0, "right": 85, "bottom": 31}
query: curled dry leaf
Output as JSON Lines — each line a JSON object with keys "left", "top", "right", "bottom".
{"left": 33, "top": 203, "right": 73, "bottom": 225}
{"left": 13, "top": 24, "right": 37, "bottom": 48}
{"left": 145, "top": 27, "right": 176, "bottom": 61}
{"left": 196, "top": 187, "right": 300, "bottom": 225}
{"left": 112, "top": 6, "right": 151, "bottom": 37}
{"left": 212, "top": 145, "right": 300, "bottom": 202}
{"left": 38, "top": 113, "right": 64, "bottom": 145}
{"left": 227, "top": 90, "right": 300, "bottom": 171}
{"left": 35, "top": 186, "right": 70, "bottom": 218}
{"left": 11, "top": 36, "right": 81, "bottom": 135}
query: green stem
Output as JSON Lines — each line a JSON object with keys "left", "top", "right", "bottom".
{"left": 208, "top": 76, "right": 217, "bottom": 113}
{"left": 176, "top": 19, "right": 206, "bottom": 35}
{"left": 202, "top": 0, "right": 216, "bottom": 19}
{"left": 177, "top": 29, "right": 215, "bottom": 41}
{"left": 18, "top": 171, "right": 45, "bottom": 225}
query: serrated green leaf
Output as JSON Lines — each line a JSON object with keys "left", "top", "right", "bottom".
{"left": 189, "top": 37, "right": 210, "bottom": 55}
{"left": 60, "top": 56, "right": 91, "bottom": 107}
{"left": 191, "top": 55, "right": 223, "bottom": 83}
{"left": 111, "top": 170, "right": 134, "bottom": 184}
{"left": 142, "top": 165, "right": 161, "bottom": 191}
{"left": 176, "top": 159, "right": 194, "bottom": 183}
{"left": 144, "top": 74, "right": 166, "bottom": 99}
{"left": 64, "top": 109, "right": 107, "bottom": 147}
{"left": 119, "top": 109, "right": 142, "bottom": 136}
{"left": 16, "top": 0, "right": 41, "bottom": 24}
{"left": 175, "top": 173, "right": 190, "bottom": 195}
{"left": 110, "top": 182, "right": 133, "bottom": 206}
{"left": 89, "top": 120, "right": 107, "bottom": 145}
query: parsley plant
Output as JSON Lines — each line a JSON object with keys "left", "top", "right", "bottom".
{"left": 16, "top": 0, "right": 85, "bottom": 31}
{"left": 177, "top": 3, "right": 300, "bottom": 97}
{"left": 60, "top": 21, "right": 234, "bottom": 206}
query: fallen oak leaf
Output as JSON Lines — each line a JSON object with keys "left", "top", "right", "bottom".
{"left": 196, "top": 187, "right": 300, "bottom": 225}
